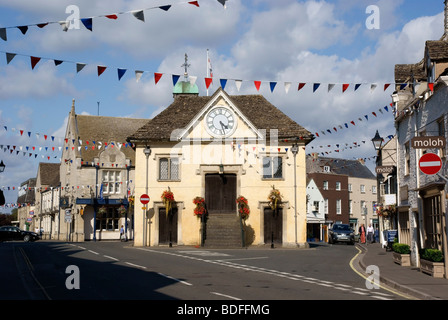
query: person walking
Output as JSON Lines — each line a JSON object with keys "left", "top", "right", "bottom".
{"left": 120, "top": 225, "right": 126, "bottom": 242}
{"left": 367, "top": 224, "right": 374, "bottom": 244}
{"left": 359, "top": 224, "right": 366, "bottom": 244}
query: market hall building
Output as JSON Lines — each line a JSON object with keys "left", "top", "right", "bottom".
{"left": 128, "top": 85, "right": 314, "bottom": 248}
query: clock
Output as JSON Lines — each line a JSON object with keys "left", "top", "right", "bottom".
{"left": 205, "top": 106, "right": 237, "bottom": 137}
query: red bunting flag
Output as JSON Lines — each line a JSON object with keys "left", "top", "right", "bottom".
{"left": 97, "top": 66, "right": 107, "bottom": 76}
{"left": 384, "top": 83, "right": 391, "bottom": 91}
{"left": 205, "top": 77, "right": 213, "bottom": 89}
{"left": 188, "top": 1, "right": 200, "bottom": 7}
{"left": 428, "top": 83, "right": 434, "bottom": 92}
{"left": 254, "top": 81, "right": 261, "bottom": 91}
{"left": 30, "top": 56, "right": 41, "bottom": 69}
{"left": 342, "top": 84, "right": 349, "bottom": 93}
{"left": 105, "top": 14, "right": 118, "bottom": 19}
{"left": 154, "top": 72, "right": 163, "bottom": 84}
{"left": 298, "top": 83, "right": 306, "bottom": 91}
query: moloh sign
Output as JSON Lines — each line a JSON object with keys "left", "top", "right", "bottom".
{"left": 412, "top": 136, "right": 446, "bottom": 149}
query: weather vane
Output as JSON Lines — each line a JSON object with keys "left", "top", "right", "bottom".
{"left": 181, "top": 53, "right": 190, "bottom": 80}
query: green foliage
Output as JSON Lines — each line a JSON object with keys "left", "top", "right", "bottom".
{"left": 392, "top": 243, "right": 410, "bottom": 254}
{"left": 420, "top": 248, "right": 444, "bottom": 262}
{"left": 0, "top": 213, "right": 14, "bottom": 226}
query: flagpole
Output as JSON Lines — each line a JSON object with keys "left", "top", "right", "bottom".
{"left": 206, "top": 49, "right": 210, "bottom": 96}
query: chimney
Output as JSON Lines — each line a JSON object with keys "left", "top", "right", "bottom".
{"left": 445, "top": 0, "right": 448, "bottom": 38}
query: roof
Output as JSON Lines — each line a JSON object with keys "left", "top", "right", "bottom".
{"left": 394, "top": 60, "right": 426, "bottom": 83}
{"left": 129, "top": 88, "right": 314, "bottom": 143}
{"left": 425, "top": 40, "right": 448, "bottom": 61}
{"left": 306, "top": 156, "right": 375, "bottom": 179}
{"left": 17, "top": 178, "right": 36, "bottom": 204}
{"left": 75, "top": 114, "right": 148, "bottom": 163}
{"left": 37, "top": 163, "right": 60, "bottom": 187}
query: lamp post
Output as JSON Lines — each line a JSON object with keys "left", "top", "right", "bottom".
{"left": 291, "top": 143, "right": 299, "bottom": 246}
{"left": 371, "top": 130, "right": 383, "bottom": 244}
{"left": 143, "top": 146, "right": 151, "bottom": 247}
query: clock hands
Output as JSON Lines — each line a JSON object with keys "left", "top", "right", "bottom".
{"left": 219, "top": 121, "right": 228, "bottom": 135}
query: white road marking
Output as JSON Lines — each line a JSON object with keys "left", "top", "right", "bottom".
{"left": 125, "top": 262, "right": 147, "bottom": 269}
{"left": 157, "top": 272, "right": 193, "bottom": 286}
{"left": 210, "top": 292, "right": 241, "bottom": 300}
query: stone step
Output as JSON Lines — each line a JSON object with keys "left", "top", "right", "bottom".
{"left": 203, "top": 213, "right": 243, "bottom": 248}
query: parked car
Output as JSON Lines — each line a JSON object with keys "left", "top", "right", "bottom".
{"left": 0, "top": 226, "right": 40, "bottom": 242}
{"left": 328, "top": 224, "right": 355, "bottom": 245}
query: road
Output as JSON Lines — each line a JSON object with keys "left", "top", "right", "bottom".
{"left": 0, "top": 240, "right": 408, "bottom": 313}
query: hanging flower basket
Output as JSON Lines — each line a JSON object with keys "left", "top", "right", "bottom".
{"left": 97, "top": 206, "right": 107, "bottom": 218}
{"left": 193, "top": 197, "right": 206, "bottom": 217}
{"left": 268, "top": 185, "right": 282, "bottom": 212}
{"left": 128, "top": 196, "right": 135, "bottom": 208}
{"left": 161, "top": 188, "right": 175, "bottom": 217}
{"left": 377, "top": 205, "right": 396, "bottom": 217}
{"left": 236, "top": 196, "right": 250, "bottom": 220}
{"left": 117, "top": 205, "right": 127, "bottom": 216}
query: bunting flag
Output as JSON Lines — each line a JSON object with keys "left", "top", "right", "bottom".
{"left": 313, "top": 103, "right": 394, "bottom": 138}
{"left": 0, "top": 1, "right": 201, "bottom": 40}
{"left": 0, "top": 50, "right": 416, "bottom": 95}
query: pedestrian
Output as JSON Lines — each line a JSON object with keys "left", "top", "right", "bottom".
{"left": 359, "top": 224, "right": 366, "bottom": 244}
{"left": 367, "top": 224, "right": 374, "bottom": 243}
{"left": 120, "top": 225, "right": 125, "bottom": 242}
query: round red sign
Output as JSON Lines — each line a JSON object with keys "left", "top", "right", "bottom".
{"left": 140, "top": 194, "right": 150, "bottom": 204}
{"left": 419, "top": 153, "right": 442, "bottom": 175}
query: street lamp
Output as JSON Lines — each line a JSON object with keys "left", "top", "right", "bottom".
{"left": 371, "top": 130, "right": 383, "bottom": 151}
{"left": 291, "top": 143, "right": 299, "bottom": 246}
{"left": 143, "top": 146, "right": 151, "bottom": 247}
{"left": 371, "top": 130, "right": 383, "bottom": 244}
{"left": 0, "top": 160, "right": 5, "bottom": 173}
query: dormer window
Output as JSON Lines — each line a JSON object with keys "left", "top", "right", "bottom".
{"left": 324, "top": 166, "right": 330, "bottom": 173}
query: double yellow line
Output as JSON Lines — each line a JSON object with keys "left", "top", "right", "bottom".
{"left": 349, "top": 246, "right": 416, "bottom": 300}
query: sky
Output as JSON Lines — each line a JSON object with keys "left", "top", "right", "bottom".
{"left": 0, "top": 0, "right": 445, "bottom": 212}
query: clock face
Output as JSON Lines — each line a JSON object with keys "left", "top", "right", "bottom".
{"left": 205, "top": 107, "right": 236, "bottom": 137}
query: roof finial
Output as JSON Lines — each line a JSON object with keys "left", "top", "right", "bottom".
{"left": 71, "top": 98, "right": 75, "bottom": 114}
{"left": 181, "top": 53, "right": 190, "bottom": 80}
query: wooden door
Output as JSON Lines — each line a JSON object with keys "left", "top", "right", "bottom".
{"left": 159, "top": 207, "right": 178, "bottom": 245}
{"left": 205, "top": 174, "right": 237, "bottom": 214}
{"left": 264, "top": 207, "right": 283, "bottom": 244}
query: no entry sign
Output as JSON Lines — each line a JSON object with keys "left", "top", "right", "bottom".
{"left": 140, "top": 194, "right": 150, "bottom": 205}
{"left": 419, "top": 153, "right": 442, "bottom": 175}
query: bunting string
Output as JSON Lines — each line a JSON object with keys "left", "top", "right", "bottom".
{"left": 0, "top": 51, "right": 431, "bottom": 95}
{"left": 312, "top": 103, "right": 395, "bottom": 138}
{"left": 0, "top": 1, "right": 201, "bottom": 41}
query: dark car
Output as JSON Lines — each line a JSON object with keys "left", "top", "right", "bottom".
{"left": 328, "top": 224, "right": 355, "bottom": 245}
{"left": 0, "top": 226, "right": 40, "bottom": 242}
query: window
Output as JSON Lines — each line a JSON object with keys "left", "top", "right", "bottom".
{"left": 262, "top": 156, "right": 283, "bottom": 179}
{"left": 349, "top": 200, "right": 353, "bottom": 214}
{"left": 348, "top": 183, "right": 352, "bottom": 192}
{"left": 438, "top": 117, "right": 446, "bottom": 158}
{"left": 372, "top": 185, "right": 377, "bottom": 194}
{"left": 336, "top": 199, "right": 341, "bottom": 215}
{"left": 159, "top": 157, "right": 179, "bottom": 180}
{"left": 324, "top": 166, "right": 330, "bottom": 173}
{"left": 323, "top": 181, "right": 328, "bottom": 190}
{"left": 96, "top": 207, "right": 120, "bottom": 231}
{"left": 336, "top": 182, "right": 341, "bottom": 191}
{"left": 361, "top": 201, "right": 366, "bottom": 215}
{"left": 313, "top": 201, "right": 320, "bottom": 212}
{"left": 102, "top": 171, "right": 121, "bottom": 195}
{"left": 360, "top": 184, "right": 365, "bottom": 193}
{"left": 405, "top": 142, "right": 410, "bottom": 175}
{"left": 324, "top": 199, "right": 328, "bottom": 214}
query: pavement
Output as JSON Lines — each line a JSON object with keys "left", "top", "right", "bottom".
{"left": 356, "top": 242, "right": 448, "bottom": 300}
